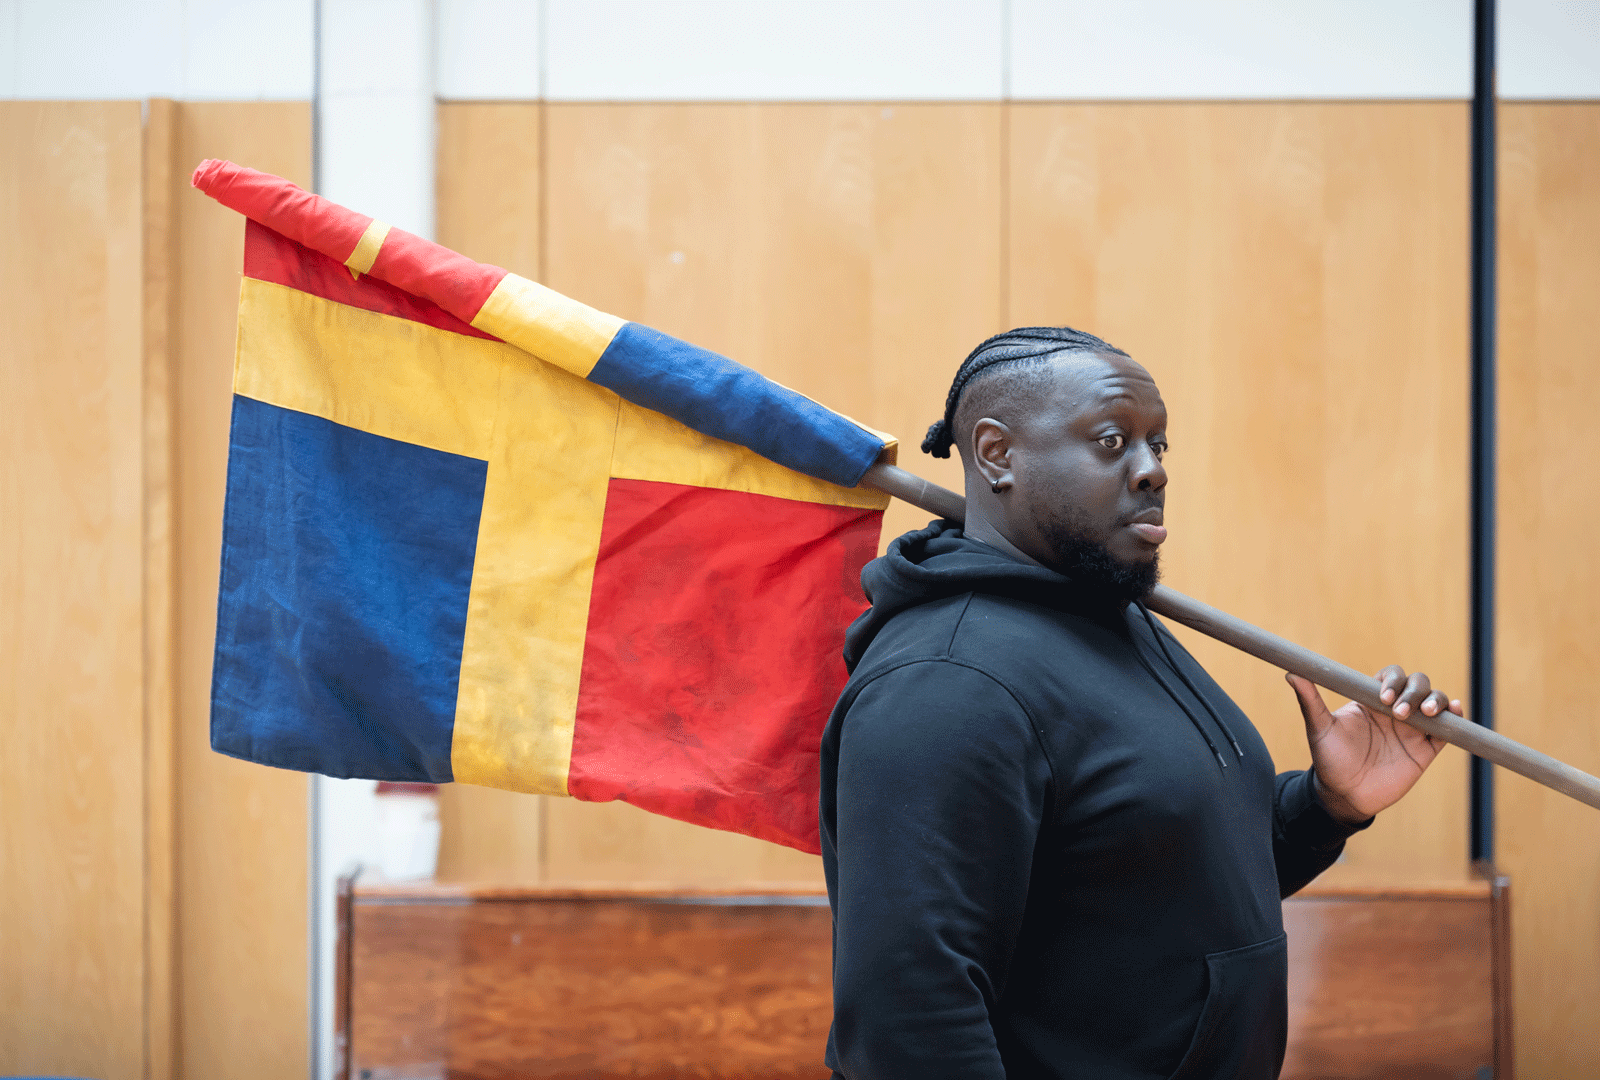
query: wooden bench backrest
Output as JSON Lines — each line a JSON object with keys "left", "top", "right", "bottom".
{"left": 340, "top": 876, "right": 1510, "bottom": 1080}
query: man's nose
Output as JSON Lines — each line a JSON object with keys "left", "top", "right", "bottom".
{"left": 1130, "top": 444, "right": 1167, "bottom": 491}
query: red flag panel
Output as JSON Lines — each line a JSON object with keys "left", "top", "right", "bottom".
{"left": 569, "top": 478, "right": 882, "bottom": 853}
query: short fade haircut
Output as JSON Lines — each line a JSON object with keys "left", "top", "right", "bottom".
{"left": 921, "top": 326, "right": 1128, "bottom": 460}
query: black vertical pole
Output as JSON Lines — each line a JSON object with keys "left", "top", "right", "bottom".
{"left": 1470, "top": 0, "right": 1497, "bottom": 866}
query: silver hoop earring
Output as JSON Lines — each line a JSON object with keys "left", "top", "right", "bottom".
{"left": 991, "top": 482, "right": 1005, "bottom": 494}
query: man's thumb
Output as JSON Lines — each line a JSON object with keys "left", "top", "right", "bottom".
{"left": 1285, "top": 672, "right": 1330, "bottom": 735}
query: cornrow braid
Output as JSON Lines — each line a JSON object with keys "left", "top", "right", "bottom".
{"left": 921, "top": 326, "right": 1128, "bottom": 458}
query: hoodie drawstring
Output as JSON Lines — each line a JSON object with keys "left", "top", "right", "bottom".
{"left": 1133, "top": 602, "right": 1246, "bottom": 767}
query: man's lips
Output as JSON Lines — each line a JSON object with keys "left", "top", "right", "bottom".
{"left": 1125, "top": 509, "right": 1166, "bottom": 545}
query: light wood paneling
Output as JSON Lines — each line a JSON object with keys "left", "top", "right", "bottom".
{"left": 0, "top": 100, "right": 148, "bottom": 1079}
{"left": 17, "top": 90, "right": 1582, "bottom": 1076}
{"left": 435, "top": 783, "right": 547, "bottom": 885}
{"left": 171, "top": 102, "right": 311, "bottom": 1079}
{"left": 539, "top": 799, "right": 832, "bottom": 887}
{"left": 1008, "top": 103, "right": 1472, "bottom": 887}
{"left": 142, "top": 95, "right": 180, "bottom": 1080}
{"left": 1498, "top": 102, "right": 1600, "bottom": 1080}
{"left": 541, "top": 102, "right": 1001, "bottom": 884}
{"left": 438, "top": 102, "right": 545, "bottom": 277}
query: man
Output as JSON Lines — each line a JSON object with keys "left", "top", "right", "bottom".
{"left": 819, "top": 326, "right": 1463, "bottom": 1079}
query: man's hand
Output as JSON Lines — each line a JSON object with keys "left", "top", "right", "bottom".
{"left": 1285, "top": 667, "right": 1462, "bottom": 825}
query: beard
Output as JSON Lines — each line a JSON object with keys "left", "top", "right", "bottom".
{"left": 1038, "top": 502, "right": 1161, "bottom": 606}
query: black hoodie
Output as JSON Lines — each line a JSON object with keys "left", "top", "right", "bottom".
{"left": 820, "top": 522, "right": 1368, "bottom": 1080}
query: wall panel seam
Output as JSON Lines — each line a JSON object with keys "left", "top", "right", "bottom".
{"left": 141, "top": 95, "right": 180, "bottom": 1080}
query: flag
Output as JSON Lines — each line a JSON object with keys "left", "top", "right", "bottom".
{"left": 193, "top": 160, "right": 893, "bottom": 853}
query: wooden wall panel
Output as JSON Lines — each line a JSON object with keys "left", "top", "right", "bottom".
{"left": 142, "top": 95, "right": 180, "bottom": 1080}
{"left": 0, "top": 101, "right": 148, "bottom": 1079}
{"left": 438, "top": 102, "right": 545, "bottom": 278}
{"left": 171, "top": 102, "right": 311, "bottom": 1079}
{"left": 1008, "top": 103, "right": 1472, "bottom": 886}
{"left": 539, "top": 102, "right": 1001, "bottom": 884}
{"left": 1499, "top": 102, "right": 1600, "bottom": 1080}
{"left": 9, "top": 90, "right": 1581, "bottom": 1077}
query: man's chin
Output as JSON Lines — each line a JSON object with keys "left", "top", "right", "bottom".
{"left": 1119, "top": 549, "right": 1161, "bottom": 571}
{"left": 1125, "top": 555, "right": 1161, "bottom": 599}
{"left": 1103, "top": 552, "right": 1160, "bottom": 603}
{"left": 1046, "top": 537, "right": 1160, "bottom": 605}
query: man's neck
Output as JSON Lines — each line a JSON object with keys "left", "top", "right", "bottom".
{"left": 961, "top": 514, "right": 1047, "bottom": 570}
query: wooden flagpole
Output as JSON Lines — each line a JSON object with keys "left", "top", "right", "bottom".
{"left": 860, "top": 462, "right": 1600, "bottom": 812}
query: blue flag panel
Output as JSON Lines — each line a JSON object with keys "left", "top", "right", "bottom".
{"left": 211, "top": 397, "right": 487, "bottom": 781}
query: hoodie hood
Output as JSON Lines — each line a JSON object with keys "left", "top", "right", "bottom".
{"left": 845, "top": 520, "right": 1111, "bottom": 671}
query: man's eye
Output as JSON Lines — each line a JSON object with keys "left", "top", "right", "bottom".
{"left": 1099, "top": 434, "right": 1126, "bottom": 450}
{"left": 1151, "top": 441, "right": 1168, "bottom": 459}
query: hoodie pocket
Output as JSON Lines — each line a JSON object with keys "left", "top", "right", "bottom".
{"left": 1166, "top": 933, "right": 1288, "bottom": 1080}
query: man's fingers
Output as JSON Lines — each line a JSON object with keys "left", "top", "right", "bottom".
{"left": 1449, "top": 698, "right": 1465, "bottom": 717}
{"left": 1419, "top": 690, "right": 1452, "bottom": 717}
{"left": 1390, "top": 670, "right": 1432, "bottom": 719}
{"left": 1376, "top": 664, "right": 1407, "bottom": 705}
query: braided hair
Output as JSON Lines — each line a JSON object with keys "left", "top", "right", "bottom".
{"left": 921, "top": 326, "right": 1128, "bottom": 458}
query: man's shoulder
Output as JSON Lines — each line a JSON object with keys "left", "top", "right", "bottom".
{"left": 849, "top": 590, "right": 1094, "bottom": 691}
{"left": 835, "top": 651, "right": 1042, "bottom": 767}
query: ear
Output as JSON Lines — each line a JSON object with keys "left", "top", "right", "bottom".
{"left": 972, "top": 417, "right": 1014, "bottom": 489}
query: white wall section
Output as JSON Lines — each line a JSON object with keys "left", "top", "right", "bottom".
{"left": 4, "top": 0, "right": 313, "bottom": 100}
{"left": 1010, "top": 0, "right": 1474, "bottom": 100}
{"left": 542, "top": 0, "right": 1006, "bottom": 101}
{"left": 4, "top": 1, "right": 1597, "bottom": 103}
{"left": 318, "top": 0, "right": 436, "bottom": 236}
{"left": 10, "top": 0, "right": 185, "bottom": 99}
{"left": 437, "top": 0, "right": 544, "bottom": 100}
{"left": 1501, "top": 0, "right": 1600, "bottom": 99}
{"left": 183, "top": 0, "right": 317, "bottom": 100}
{"left": 0, "top": 2, "right": 18, "bottom": 98}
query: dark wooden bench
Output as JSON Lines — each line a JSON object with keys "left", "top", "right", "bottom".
{"left": 337, "top": 871, "right": 1511, "bottom": 1080}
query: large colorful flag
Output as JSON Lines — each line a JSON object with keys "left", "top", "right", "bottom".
{"left": 193, "top": 160, "right": 893, "bottom": 853}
